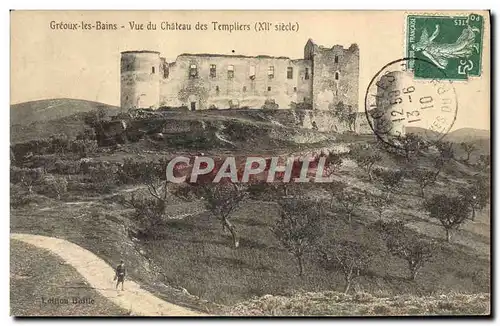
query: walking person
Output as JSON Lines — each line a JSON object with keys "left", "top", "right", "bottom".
{"left": 114, "top": 260, "right": 126, "bottom": 291}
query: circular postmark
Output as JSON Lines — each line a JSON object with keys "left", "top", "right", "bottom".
{"left": 364, "top": 58, "right": 458, "bottom": 148}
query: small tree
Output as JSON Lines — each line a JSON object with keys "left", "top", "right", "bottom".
{"left": 424, "top": 194, "right": 470, "bottom": 242}
{"left": 460, "top": 142, "right": 477, "bottom": 163}
{"left": 478, "top": 154, "right": 490, "bottom": 171}
{"left": 394, "top": 133, "right": 424, "bottom": 162}
{"left": 458, "top": 177, "right": 490, "bottom": 221}
{"left": 350, "top": 145, "right": 382, "bottom": 182}
{"left": 435, "top": 140, "right": 455, "bottom": 165}
{"left": 323, "top": 180, "right": 348, "bottom": 209}
{"left": 10, "top": 167, "right": 45, "bottom": 194}
{"left": 335, "top": 189, "right": 362, "bottom": 223}
{"left": 202, "top": 183, "right": 247, "bottom": 249}
{"left": 374, "top": 220, "right": 433, "bottom": 280}
{"left": 319, "top": 240, "right": 373, "bottom": 293}
{"left": 272, "top": 198, "right": 324, "bottom": 277}
{"left": 373, "top": 168, "right": 405, "bottom": 199}
{"left": 412, "top": 168, "right": 437, "bottom": 198}
{"left": 430, "top": 141, "right": 455, "bottom": 183}
{"left": 120, "top": 159, "right": 170, "bottom": 214}
{"left": 322, "top": 152, "right": 344, "bottom": 177}
{"left": 123, "top": 193, "right": 165, "bottom": 240}
{"left": 369, "top": 192, "right": 393, "bottom": 219}
{"left": 41, "top": 176, "right": 68, "bottom": 200}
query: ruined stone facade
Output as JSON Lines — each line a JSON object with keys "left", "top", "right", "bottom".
{"left": 120, "top": 39, "right": 359, "bottom": 112}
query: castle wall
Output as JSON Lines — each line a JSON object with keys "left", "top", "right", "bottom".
{"left": 310, "top": 43, "right": 359, "bottom": 111}
{"left": 120, "top": 51, "right": 161, "bottom": 109}
{"left": 159, "top": 55, "right": 312, "bottom": 110}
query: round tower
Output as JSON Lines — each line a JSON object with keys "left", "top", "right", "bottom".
{"left": 120, "top": 50, "right": 161, "bottom": 110}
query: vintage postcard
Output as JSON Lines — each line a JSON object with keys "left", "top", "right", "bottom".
{"left": 10, "top": 10, "right": 491, "bottom": 317}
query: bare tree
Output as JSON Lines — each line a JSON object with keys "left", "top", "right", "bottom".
{"left": 375, "top": 220, "right": 433, "bottom": 280}
{"left": 335, "top": 189, "right": 362, "bottom": 223}
{"left": 373, "top": 168, "right": 405, "bottom": 199}
{"left": 319, "top": 240, "right": 373, "bottom": 293}
{"left": 434, "top": 140, "right": 455, "bottom": 166}
{"left": 202, "top": 183, "right": 247, "bottom": 248}
{"left": 121, "top": 159, "right": 170, "bottom": 215}
{"left": 323, "top": 180, "right": 347, "bottom": 209}
{"left": 395, "top": 133, "right": 424, "bottom": 162}
{"left": 411, "top": 168, "right": 436, "bottom": 198}
{"left": 424, "top": 194, "right": 470, "bottom": 242}
{"left": 10, "top": 167, "right": 45, "bottom": 195}
{"left": 458, "top": 176, "right": 490, "bottom": 221}
{"left": 272, "top": 198, "right": 324, "bottom": 277}
{"left": 478, "top": 154, "right": 490, "bottom": 171}
{"left": 350, "top": 145, "right": 382, "bottom": 182}
{"left": 460, "top": 142, "right": 477, "bottom": 163}
{"left": 322, "top": 152, "right": 344, "bottom": 177}
{"left": 369, "top": 192, "right": 393, "bottom": 219}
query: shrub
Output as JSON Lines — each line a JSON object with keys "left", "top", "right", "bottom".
{"left": 290, "top": 101, "right": 312, "bottom": 110}
{"left": 37, "top": 175, "right": 68, "bottom": 200}
{"left": 350, "top": 145, "right": 382, "bottom": 182}
{"left": 71, "top": 139, "right": 98, "bottom": 157}
{"left": 126, "top": 194, "right": 165, "bottom": 240}
{"left": 53, "top": 160, "right": 82, "bottom": 175}
{"left": 262, "top": 99, "right": 279, "bottom": 110}
{"left": 86, "top": 163, "right": 120, "bottom": 193}
{"left": 10, "top": 167, "right": 45, "bottom": 194}
{"left": 10, "top": 184, "right": 36, "bottom": 208}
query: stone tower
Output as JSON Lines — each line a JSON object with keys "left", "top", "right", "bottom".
{"left": 304, "top": 39, "right": 359, "bottom": 111}
{"left": 120, "top": 50, "right": 161, "bottom": 109}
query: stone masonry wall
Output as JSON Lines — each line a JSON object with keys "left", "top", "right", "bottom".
{"left": 159, "top": 54, "right": 312, "bottom": 110}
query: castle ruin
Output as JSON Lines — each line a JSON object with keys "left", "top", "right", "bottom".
{"left": 120, "top": 39, "right": 359, "bottom": 112}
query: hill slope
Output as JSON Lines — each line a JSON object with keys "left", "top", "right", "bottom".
{"left": 445, "top": 128, "right": 490, "bottom": 142}
{"left": 11, "top": 98, "right": 119, "bottom": 126}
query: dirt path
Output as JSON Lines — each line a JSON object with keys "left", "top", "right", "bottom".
{"left": 10, "top": 233, "right": 206, "bottom": 316}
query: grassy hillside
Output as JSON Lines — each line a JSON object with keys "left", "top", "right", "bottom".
{"left": 11, "top": 98, "right": 119, "bottom": 125}
{"left": 9, "top": 102, "right": 491, "bottom": 315}
{"left": 445, "top": 128, "right": 490, "bottom": 142}
{"left": 10, "top": 99, "right": 120, "bottom": 143}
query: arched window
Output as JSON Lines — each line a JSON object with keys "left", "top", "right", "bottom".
{"left": 335, "top": 72, "right": 339, "bottom": 80}
{"left": 334, "top": 55, "right": 339, "bottom": 63}
{"left": 152, "top": 66, "right": 155, "bottom": 74}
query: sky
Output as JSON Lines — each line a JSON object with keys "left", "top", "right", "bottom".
{"left": 10, "top": 10, "right": 490, "bottom": 131}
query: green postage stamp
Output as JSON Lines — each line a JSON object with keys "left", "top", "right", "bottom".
{"left": 406, "top": 13, "right": 484, "bottom": 80}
